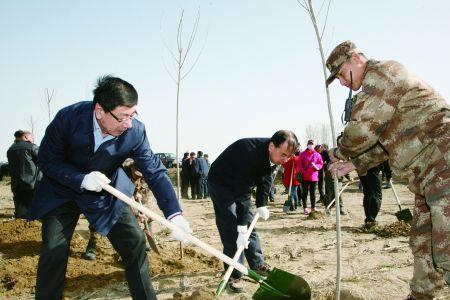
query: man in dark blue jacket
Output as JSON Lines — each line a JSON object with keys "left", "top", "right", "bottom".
{"left": 207, "top": 130, "right": 298, "bottom": 292}
{"left": 28, "top": 76, "right": 192, "bottom": 300}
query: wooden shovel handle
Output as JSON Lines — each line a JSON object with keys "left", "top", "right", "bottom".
{"left": 102, "top": 184, "right": 249, "bottom": 275}
{"left": 221, "top": 213, "right": 260, "bottom": 282}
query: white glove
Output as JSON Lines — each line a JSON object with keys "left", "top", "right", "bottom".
{"left": 257, "top": 206, "right": 270, "bottom": 221}
{"left": 236, "top": 225, "right": 250, "bottom": 249}
{"left": 169, "top": 214, "right": 192, "bottom": 244}
{"left": 81, "top": 171, "right": 110, "bottom": 192}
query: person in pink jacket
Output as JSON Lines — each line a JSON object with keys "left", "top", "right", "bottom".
{"left": 298, "top": 140, "right": 323, "bottom": 215}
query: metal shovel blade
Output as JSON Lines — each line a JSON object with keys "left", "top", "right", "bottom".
{"left": 395, "top": 209, "right": 413, "bottom": 223}
{"left": 144, "top": 227, "right": 160, "bottom": 254}
{"left": 252, "top": 268, "right": 311, "bottom": 300}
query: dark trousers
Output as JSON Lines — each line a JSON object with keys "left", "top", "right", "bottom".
{"left": 180, "top": 175, "right": 189, "bottom": 198}
{"left": 318, "top": 169, "right": 325, "bottom": 198}
{"left": 35, "top": 201, "right": 157, "bottom": 300}
{"left": 208, "top": 181, "right": 264, "bottom": 279}
{"left": 13, "top": 189, "right": 34, "bottom": 219}
{"left": 296, "top": 183, "right": 302, "bottom": 204}
{"left": 382, "top": 160, "right": 392, "bottom": 181}
{"left": 359, "top": 166, "right": 382, "bottom": 223}
{"left": 189, "top": 175, "right": 199, "bottom": 199}
{"left": 301, "top": 181, "right": 317, "bottom": 209}
{"left": 323, "top": 171, "right": 344, "bottom": 208}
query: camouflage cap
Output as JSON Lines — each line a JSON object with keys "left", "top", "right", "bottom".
{"left": 325, "top": 40, "right": 360, "bottom": 86}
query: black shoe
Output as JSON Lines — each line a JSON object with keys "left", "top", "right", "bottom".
{"left": 363, "top": 221, "right": 378, "bottom": 230}
{"left": 252, "top": 262, "right": 272, "bottom": 277}
{"left": 83, "top": 246, "right": 96, "bottom": 260}
{"left": 340, "top": 208, "right": 347, "bottom": 215}
{"left": 228, "top": 277, "right": 244, "bottom": 293}
{"left": 383, "top": 182, "right": 392, "bottom": 189}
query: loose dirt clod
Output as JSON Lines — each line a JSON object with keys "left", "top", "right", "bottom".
{"left": 361, "top": 220, "right": 411, "bottom": 238}
{"left": 307, "top": 211, "right": 324, "bottom": 220}
{"left": 170, "top": 287, "right": 216, "bottom": 299}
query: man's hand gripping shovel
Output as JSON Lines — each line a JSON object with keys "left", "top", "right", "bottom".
{"left": 102, "top": 184, "right": 311, "bottom": 299}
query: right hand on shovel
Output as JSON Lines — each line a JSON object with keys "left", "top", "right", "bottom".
{"left": 81, "top": 171, "right": 110, "bottom": 192}
{"left": 169, "top": 213, "right": 192, "bottom": 244}
{"left": 236, "top": 225, "right": 250, "bottom": 249}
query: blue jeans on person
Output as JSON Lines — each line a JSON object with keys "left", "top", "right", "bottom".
{"left": 198, "top": 175, "right": 208, "bottom": 199}
{"left": 289, "top": 185, "right": 299, "bottom": 206}
{"left": 208, "top": 181, "right": 265, "bottom": 279}
{"left": 35, "top": 201, "right": 157, "bottom": 300}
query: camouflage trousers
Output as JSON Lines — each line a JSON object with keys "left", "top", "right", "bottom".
{"left": 409, "top": 168, "right": 450, "bottom": 300}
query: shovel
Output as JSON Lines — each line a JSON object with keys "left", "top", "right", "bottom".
{"left": 136, "top": 197, "right": 160, "bottom": 255}
{"left": 389, "top": 179, "right": 413, "bottom": 223}
{"left": 103, "top": 184, "right": 311, "bottom": 300}
{"left": 216, "top": 212, "right": 260, "bottom": 296}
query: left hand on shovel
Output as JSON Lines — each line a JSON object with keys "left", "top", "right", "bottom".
{"left": 328, "top": 161, "right": 356, "bottom": 177}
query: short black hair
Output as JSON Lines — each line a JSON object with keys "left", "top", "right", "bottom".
{"left": 93, "top": 75, "right": 138, "bottom": 112}
{"left": 190, "top": 152, "right": 196, "bottom": 156}
{"left": 270, "top": 130, "right": 299, "bottom": 154}
{"left": 14, "top": 130, "right": 25, "bottom": 138}
{"left": 197, "top": 151, "right": 203, "bottom": 157}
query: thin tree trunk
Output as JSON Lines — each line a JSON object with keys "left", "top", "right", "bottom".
{"left": 175, "top": 50, "right": 182, "bottom": 202}
{"left": 306, "top": 1, "right": 341, "bottom": 298}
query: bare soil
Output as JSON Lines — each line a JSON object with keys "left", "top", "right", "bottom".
{"left": 1, "top": 174, "right": 449, "bottom": 300}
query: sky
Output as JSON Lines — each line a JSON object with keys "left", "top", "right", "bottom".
{"left": 1, "top": 0, "right": 449, "bottom": 162}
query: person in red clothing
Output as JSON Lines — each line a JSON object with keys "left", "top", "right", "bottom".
{"left": 282, "top": 149, "right": 301, "bottom": 210}
{"left": 298, "top": 140, "right": 323, "bottom": 215}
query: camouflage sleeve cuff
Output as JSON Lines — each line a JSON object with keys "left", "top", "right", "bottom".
{"left": 351, "top": 157, "right": 368, "bottom": 176}
{"left": 334, "top": 148, "right": 348, "bottom": 161}
{"left": 351, "top": 144, "right": 389, "bottom": 176}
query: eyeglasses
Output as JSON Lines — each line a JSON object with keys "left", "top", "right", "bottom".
{"left": 109, "top": 110, "right": 138, "bottom": 123}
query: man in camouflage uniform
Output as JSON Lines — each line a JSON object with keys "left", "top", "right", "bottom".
{"left": 326, "top": 40, "right": 450, "bottom": 300}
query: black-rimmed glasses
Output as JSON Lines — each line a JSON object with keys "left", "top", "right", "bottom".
{"left": 109, "top": 110, "right": 138, "bottom": 123}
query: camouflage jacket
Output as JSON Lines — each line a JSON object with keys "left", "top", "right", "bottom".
{"left": 335, "top": 59, "right": 450, "bottom": 193}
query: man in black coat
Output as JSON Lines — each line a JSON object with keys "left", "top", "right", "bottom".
{"left": 180, "top": 152, "right": 190, "bottom": 199}
{"left": 207, "top": 130, "right": 298, "bottom": 292}
{"left": 7, "top": 130, "right": 41, "bottom": 219}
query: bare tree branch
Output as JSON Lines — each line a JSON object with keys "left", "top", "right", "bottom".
{"left": 181, "top": 25, "right": 207, "bottom": 80}
{"left": 320, "top": 0, "right": 332, "bottom": 40}
{"left": 26, "top": 115, "right": 37, "bottom": 139}
{"left": 45, "top": 88, "right": 55, "bottom": 123}
{"left": 181, "top": 9, "right": 200, "bottom": 68}
{"left": 160, "top": 8, "right": 205, "bottom": 205}
{"left": 177, "top": 10, "right": 184, "bottom": 53}
{"left": 161, "top": 55, "right": 178, "bottom": 84}
{"left": 296, "top": 0, "right": 308, "bottom": 11}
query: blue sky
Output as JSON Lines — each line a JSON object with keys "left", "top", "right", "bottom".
{"left": 1, "top": 0, "right": 449, "bottom": 161}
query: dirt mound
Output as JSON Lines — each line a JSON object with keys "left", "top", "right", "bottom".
{"left": 362, "top": 220, "right": 411, "bottom": 238}
{"left": 307, "top": 211, "right": 325, "bottom": 220}
{"left": 170, "top": 287, "right": 216, "bottom": 299}
{"left": 0, "top": 219, "right": 221, "bottom": 298}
